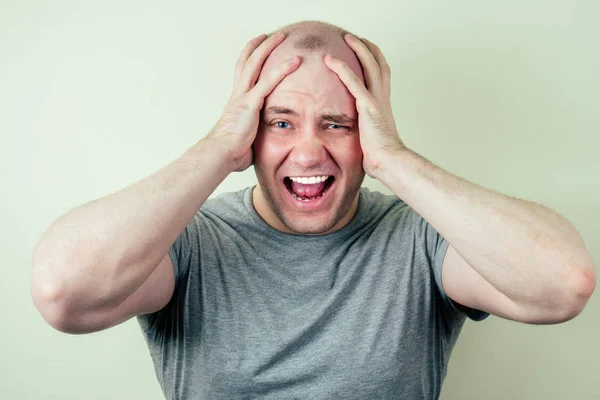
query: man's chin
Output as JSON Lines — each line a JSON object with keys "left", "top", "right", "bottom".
{"left": 253, "top": 179, "right": 361, "bottom": 235}
{"left": 279, "top": 218, "right": 339, "bottom": 236}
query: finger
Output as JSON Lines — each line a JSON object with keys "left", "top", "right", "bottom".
{"left": 248, "top": 56, "right": 302, "bottom": 105}
{"left": 323, "top": 54, "right": 376, "bottom": 111}
{"left": 236, "top": 32, "right": 286, "bottom": 95}
{"left": 360, "top": 38, "right": 391, "bottom": 94}
{"left": 234, "top": 33, "right": 268, "bottom": 88}
{"left": 343, "top": 34, "right": 382, "bottom": 96}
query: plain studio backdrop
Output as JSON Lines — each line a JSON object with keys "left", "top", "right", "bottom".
{"left": 1, "top": 1, "right": 598, "bottom": 399}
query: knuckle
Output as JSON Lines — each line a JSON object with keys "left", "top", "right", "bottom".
{"left": 266, "top": 62, "right": 287, "bottom": 79}
{"left": 331, "top": 57, "right": 343, "bottom": 67}
{"left": 247, "top": 44, "right": 269, "bottom": 64}
{"left": 244, "top": 54, "right": 258, "bottom": 70}
{"left": 279, "top": 59, "right": 295, "bottom": 72}
{"left": 234, "top": 57, "right": 245, "bottom": 71}
{"left": 248, "top": 34, "right": 265, "bottom": 48}
{"left": 226, "top": 98, "right": 252, "bottom": 114}
{"left": 236, "top": 97, "right": 254, "bottom": 110}
{"left": 270, "top": 68, "right": 284, "bottom": 81}
{"left": 361, "top": 98, "right": 380, "bottom": 114}
{"left": 382, "top": 62, "right": 391, "bottom": 74}
{"left": 240, "top": 94, "right": 261, "bottom": 111}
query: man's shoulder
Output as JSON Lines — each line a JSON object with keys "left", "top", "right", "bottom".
{"left": 201, "top": 187, "right": 253, "bottom": 220}
{"left": 359, "top": 187, "right": 406, "bottom": 217}
{"left": 358, "top": 187, "right": 424, "bottom": 232}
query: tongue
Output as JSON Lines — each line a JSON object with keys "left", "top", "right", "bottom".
{"left": 291, "top": 181, "right": 327, "bottom": 198}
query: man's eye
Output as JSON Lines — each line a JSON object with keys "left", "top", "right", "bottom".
{"left": 328, "top": 124, "right": 349, "bottom": 130}
{"left": 274, "top": 121, "right": 290, "bottom": 129}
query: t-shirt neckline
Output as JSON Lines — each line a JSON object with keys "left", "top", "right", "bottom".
{"left": 241, "top": 185, "right": 369, "bottom": 241}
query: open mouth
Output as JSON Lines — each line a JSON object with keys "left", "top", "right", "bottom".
{"left": 284, "top": 175, "right": 335, "bottom": 202}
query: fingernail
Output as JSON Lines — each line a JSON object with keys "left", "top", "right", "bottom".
{"left": 345, "top": 33, "right": 355, "bottom": 40}
{"left": 288, "top": 56, "right": 300, "bottom": 64}
{"left": 276, "top": 31, "right": 285, "bottom": 39}
{"left": 324, "top": 54, "right": 334, "bottom": 62}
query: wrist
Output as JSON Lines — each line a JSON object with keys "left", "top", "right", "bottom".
{"left": 373, "top": 146, "right": 424, "bottom": 195}
{"left": 369, "top": 145, "right": 410, "bottom": 179}
{"left": 184, "top": 136, "right": 238, "bottom": 177}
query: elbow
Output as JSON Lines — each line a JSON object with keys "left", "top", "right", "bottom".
{"left": 31, "top": 242, "right": 71, "bottom": 332}
{"left": 31, "top": 262, "right": 90, "bottom": 334}
{"left": 31, "top": 260, "right": 122, "bottom": 335}
{"left": 31, "top": 282, "right": 97, "bottom": 335}
{"left": 556, "top": 257, "right": 596, "bottom": 323}
{"left": 568, "top": 261, "right": 597, "bottom": 319}
{"left": 31, "top": 276, "right": 75, "bottom": 334}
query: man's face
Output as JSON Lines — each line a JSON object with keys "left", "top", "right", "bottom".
{"left": 252, "top": 36, "right": 366, "bottom": 234}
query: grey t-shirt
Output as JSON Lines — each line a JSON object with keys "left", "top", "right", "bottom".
{"left": 137, "top": 187, "right": 488, "bottom": 399}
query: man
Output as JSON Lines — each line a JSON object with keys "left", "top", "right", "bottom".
{"left": 31, "top": 20, "right": 596, "bottom": 399}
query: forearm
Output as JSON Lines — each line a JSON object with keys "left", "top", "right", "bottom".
{"left": 32, "top": 137, "right": 232, "bottom": 309}
{"left": 376, "top": 148, "right": 595, "bottom": 303}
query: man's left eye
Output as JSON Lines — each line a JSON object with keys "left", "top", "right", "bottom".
{"left": 328, "top": 124, "right": 348, "bottom": 130}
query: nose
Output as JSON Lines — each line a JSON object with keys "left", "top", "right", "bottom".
{"left": 287, "top": 129, "right": 328, "bottom": 168}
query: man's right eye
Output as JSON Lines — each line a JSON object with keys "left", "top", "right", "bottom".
{"left": 274, "top": 121, "right": 290, "bottom": 129}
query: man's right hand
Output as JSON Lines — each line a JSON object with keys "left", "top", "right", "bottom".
{"left": 30, "top": 31, "right": 302, "bottom": 334}
{"left": 205, "top": 32, "right": 302, "bottom": 172}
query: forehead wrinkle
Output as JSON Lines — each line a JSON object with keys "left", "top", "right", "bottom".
{"left": 264, "top": 104, "right": 356, "bottom": 124}
{"left": 267, "top": 84, "right": 330, "bottom": 106}
{"left": 267, "top": 80, "right": 356, "bottom": 115}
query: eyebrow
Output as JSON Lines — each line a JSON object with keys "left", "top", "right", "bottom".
{"left": 264, "top": 106, "right": 356, "bottom": 125}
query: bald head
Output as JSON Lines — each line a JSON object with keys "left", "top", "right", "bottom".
{"left": 259, "top": 20, "right": 365, "bottom": 84}
{"left": 294, "top": 34, "right": 327, "bottom": 51}
{"left": 282, "top": 21, "right": 347, "bottom": 50}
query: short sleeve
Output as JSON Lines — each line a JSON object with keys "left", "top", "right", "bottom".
{"left": 421, "top": 216, "right": 489, "bottom": 322}
{"left": 168, "top": 211, "right": 202, "bottom": 295}
{"left": 137, "top": 211, "right": 201, "bottom": 333}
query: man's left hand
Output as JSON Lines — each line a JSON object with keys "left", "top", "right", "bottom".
{"left": 324, "top": 34, "right": 405, "bottom": 179}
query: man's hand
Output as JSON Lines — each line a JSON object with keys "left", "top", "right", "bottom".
{"left": 324, "top": 34, "right": 404, "bottom": 179}
{"left": 206, "top": 32, "right": 302, "bottom": 172}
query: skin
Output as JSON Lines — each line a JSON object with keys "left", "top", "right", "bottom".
{"left": 252, "top": 24, "right": 370, "bottom": 234}
{"left": 28, "top": 31, "right": 306, "bottom": 333}
{"left": 250, "top": 23, "right": 594, "bottom": 323}
{"left": 30, "top": 20, "right": 594, "bottom": 337}
{"left": 322, "top": 32, "right": 595, "bottom": 323}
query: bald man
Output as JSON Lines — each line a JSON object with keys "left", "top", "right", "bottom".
{"left": 31, "top": 21, "right": 596, "bottom": 400}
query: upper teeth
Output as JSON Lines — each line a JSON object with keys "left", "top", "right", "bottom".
{"left": 289, "top": 176, "right": 330, "bottom": 184}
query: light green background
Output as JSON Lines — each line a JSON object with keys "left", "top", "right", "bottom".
{"left": 1, "top": 1, "right": 598, "bottom": 399}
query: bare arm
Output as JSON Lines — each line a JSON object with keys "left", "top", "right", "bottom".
{"left": 30, "top": 138, "right": 231, "bottom": 332}
{"left": 326, "top": 35, "right": 596, "bottom": 324}
{"left": 31, "top": 31, "right": 302, "bottom": 333}
{"left": 380, "top": 149, "right": 596, "bottom": 323}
